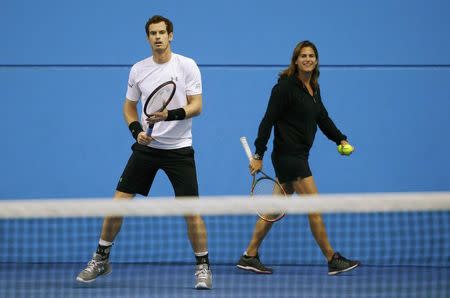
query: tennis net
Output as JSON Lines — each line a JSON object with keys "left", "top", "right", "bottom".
{"left": 0, "top": 192, "right": 449, "bottom": 298}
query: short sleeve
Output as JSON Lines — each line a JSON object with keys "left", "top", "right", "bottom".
{"left": 125, "top": 66, "right": 141, "bottom": 101}
{"left": 184, "top": 59, "right": 202, "bottom": 96}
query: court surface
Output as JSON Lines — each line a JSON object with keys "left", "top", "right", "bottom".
{"left": 1, "top": 263, "right": 448, "bottom": 298}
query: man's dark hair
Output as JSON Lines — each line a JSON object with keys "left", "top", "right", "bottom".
{"left": 145, "top": 15, "right": 173, "bottom": 37}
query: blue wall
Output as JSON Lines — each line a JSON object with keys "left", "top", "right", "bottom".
{"left": 1, "top": 0, "right": 450, "bottom": 198}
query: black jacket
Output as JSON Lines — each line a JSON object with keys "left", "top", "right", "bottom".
{"left": 254, "top": 75, "right": 346, "bottom": 158}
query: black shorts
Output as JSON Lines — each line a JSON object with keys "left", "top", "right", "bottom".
{"left": 271, "top": 152, "right": 312, "bottom": 184}
{"left": 116, "top": 143, "right": 199, "bottom": 197}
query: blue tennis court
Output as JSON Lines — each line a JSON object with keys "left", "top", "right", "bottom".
{"left": 1, "top": 201, "right": 449, "bottom": 298}
{"left": 1, "top": 263, "right": 448, "bottom": 297}
{"left": 2, "top": 2, "right": 450, "bottom": 298}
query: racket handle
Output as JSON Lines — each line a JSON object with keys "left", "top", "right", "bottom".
{"left": 146, "top": 124, "right": 154, "bottom": 136}
{"left": 240, "top": 136, "right": 253, "bottom": 162}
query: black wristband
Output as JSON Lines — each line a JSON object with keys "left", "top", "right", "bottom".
{"left": 128, "top": 121, "right": 143, "bottom": 140}
{"left": 166, "top": 108, "right": 186, "bottom": 121}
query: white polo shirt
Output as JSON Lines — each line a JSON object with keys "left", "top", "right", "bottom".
{"left": 126, "top": 53, "right": 202, "bottom": 149}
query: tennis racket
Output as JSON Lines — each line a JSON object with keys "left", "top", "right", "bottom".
{"left": 240, "top": 136, "right": 286, "bottom": 222}
{"left": 143, "top": 80, "right": 177, "bottom": 135}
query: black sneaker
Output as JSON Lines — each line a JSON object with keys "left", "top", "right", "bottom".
{"left": 236, "top": 254, "right": 273, "bottom": 274}
{"left": 328, "top": 252, "right": 360, "bottom": 275}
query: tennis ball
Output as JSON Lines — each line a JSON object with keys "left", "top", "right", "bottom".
{"left": 341, "top": 144, "right": 354, "bottom": 156}
{"left": 337, "top": 145, "right": 344, "bottom": 154}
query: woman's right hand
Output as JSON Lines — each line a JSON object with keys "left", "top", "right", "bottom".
{"left": 249, "top": 159, "right": 263, "bottom": 175}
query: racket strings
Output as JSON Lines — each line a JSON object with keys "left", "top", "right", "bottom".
{"left": 252, "top": 178, "right": 279, "bottom": 195}
{"left": 144, "top": 83, "right": 176, "bottom": 116}
{"left": 252, "top": 177, "right": 286, "bottom": 222}
{"left": 146, "top": 88, "right": 170, "bottom": 113}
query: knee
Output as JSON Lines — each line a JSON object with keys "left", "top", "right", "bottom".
{"left": 308, "top": 213, "right": 323, "bottom": 223}
{"left": 184, "top": 215, "right": 203, "bottom": 225}
{"left": 282, "top": 182, "right": 294, "bottom": 194}
{"left": 114, "top": 191, "right": 135, "bottom": 200}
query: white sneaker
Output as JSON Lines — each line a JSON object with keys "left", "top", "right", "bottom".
{"left": 194, "top": 264, "right": 212, "bottom": 289}
{"left": 76, "top": 253, "right": 112, "bottom": 283}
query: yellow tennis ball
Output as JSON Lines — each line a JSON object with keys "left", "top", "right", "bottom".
{"left": 341, "top": 144, "right": 354, "bottom": 155}
{"left": 337, "top": 145, "right": 344, "bottom": 154}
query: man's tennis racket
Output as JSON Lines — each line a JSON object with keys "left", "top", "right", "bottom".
{"left": 143, "top": 80, "right": 176, "bottom": 135}
{"left": 240, "top": 136, "right": 286, "bottom": 222}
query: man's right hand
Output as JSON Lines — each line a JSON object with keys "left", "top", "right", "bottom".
{"left": 137, "top": 132, "right": 153, "bottom": 145}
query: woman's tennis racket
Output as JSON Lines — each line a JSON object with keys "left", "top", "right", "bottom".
{"left": 240, "top": 136, "right": 287, "bottom": 222}
{"left": 143, "top": 80, "right": 177, "bottom": 135}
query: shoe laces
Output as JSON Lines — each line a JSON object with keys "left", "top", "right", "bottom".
{"left": 85, "top": 259, "right": 102, "bottom": 273}
{"left": 195, "top": 264, "right": 209, "bottom": 279}
{"left": 332, "top": 255, "right": 350, "bottom": 267}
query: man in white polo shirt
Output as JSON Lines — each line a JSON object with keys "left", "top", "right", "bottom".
{"left": 76, "top": 15, "right": 212, "bottom": 290}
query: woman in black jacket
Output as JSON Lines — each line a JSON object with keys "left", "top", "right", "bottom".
{"left": 237, "top": 40, "right": 359, "bottom": 276}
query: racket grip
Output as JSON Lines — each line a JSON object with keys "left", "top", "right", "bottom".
{"left": 240, "top": 136, "right": 253, "bottom": 161}
{"left": 146, "top": 124, "right": 154, "bottom": 136}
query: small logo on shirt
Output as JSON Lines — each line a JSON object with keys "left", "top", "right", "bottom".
{"left": 171, "top": 76, "right": 178, "bottom": 82}
{"left": 128, "top": 83, "right": 134, "bottom": 88}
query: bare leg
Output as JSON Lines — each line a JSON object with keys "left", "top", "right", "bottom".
{"left": 76, "top": 191, "right": 135, "bottom": 282}
{"left": 185, "top": 214, "right": 212, "bottom": 290}
{"left": 245, "top": 181, "right": 292, "bottom": 256}
{"left": 246, "top": 218, "right": 273, "bottom": 256}
{"left": 100, "top": 190, "right": 135, "bottom": 242}
{"left": 184, "top": 215, "right": 208, "bottom": 253}
{"left": 292, "top": 176, "right": 334, "bottom": 261}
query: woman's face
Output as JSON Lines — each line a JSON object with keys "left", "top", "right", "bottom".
{"left": 296, "top": 46, "right": 317, "bottom": 73}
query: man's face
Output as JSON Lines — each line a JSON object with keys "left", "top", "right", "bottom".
{"left": 296, "top": 46, "right": 317, "bottom": 73}
{"left": 147, "top": 21, "right": 173, "bottom": 52}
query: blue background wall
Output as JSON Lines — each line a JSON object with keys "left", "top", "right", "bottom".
{"left": 1, "top": 0, "right": 449, "bottom": 198}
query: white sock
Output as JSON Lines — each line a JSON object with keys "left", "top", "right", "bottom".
{"left": 194, "top": 251, "right": 208, "bottom": 257}
{"left": 99, "top": 239, "right": 113, "bottom": 247}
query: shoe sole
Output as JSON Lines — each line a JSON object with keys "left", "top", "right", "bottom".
{"left": 328, "top": 263, "right": 359, "bottom": 276}
{"left": 195, "top": 282, "right": 212, "bottom": 290}
{"left": 236, "top": 264, "right": 273, "bottom": 274}
{"left": 76, "top": 269, "right": 112, "bottom": 283}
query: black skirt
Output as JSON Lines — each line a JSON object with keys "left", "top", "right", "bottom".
{"left": 271, "top": 152, "right": 312, "bottom": 184}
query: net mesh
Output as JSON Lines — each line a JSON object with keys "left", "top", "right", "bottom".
{"left": 1, "top": 192, "right": 449, "bottom": 298}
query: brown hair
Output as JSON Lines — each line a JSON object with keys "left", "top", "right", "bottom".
{"left": 145, "top": 15, "right": 173, "bottom": 37}
{"left": 279, "top": 40, "right": 320, "bottom": 89}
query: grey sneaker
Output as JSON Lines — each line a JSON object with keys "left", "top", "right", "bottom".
{"left": 76, "top": 253, "right": 112, "bottom": 283}
{"left": 195, "top": 264, "right": 212, "bottom": 289}
{"left": 328, "top": 252, "right": 359, "bottom": 275}
{"left": 236, "top": 254, "right": 273, "bottom": 274}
